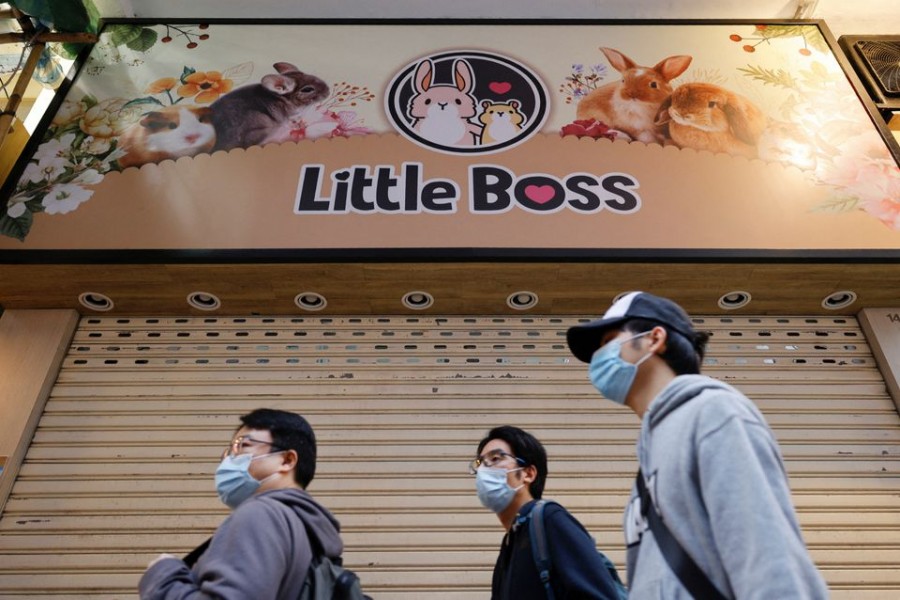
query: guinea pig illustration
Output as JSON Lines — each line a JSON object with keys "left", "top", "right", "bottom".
{"left": 478, "top": 100, "right": 525, "bottom": 145}
{"left": 407, "top": 58, "right": 482, "bottom": 147}
{"left": 117, "top": 105, "right": 216, "bottom": 168}
{"left": 210, "top": 62, "right": 329, "bottom": 151}
{"left": 655, "top": 82, "right": 768, "bottom": 159}
{"left": 576, "top": 47, "right": 692, "bottom": 144}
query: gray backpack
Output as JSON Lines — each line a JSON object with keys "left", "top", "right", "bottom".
{"left": 297, "top": 516, "right": 371, "bottom": 600}
{"left": 297, "top": 553, "right": 370, "bottom": 600}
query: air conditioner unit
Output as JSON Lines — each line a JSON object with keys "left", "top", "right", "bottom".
{"left": 838, "top": 35, "right": 900, "bottom": 117}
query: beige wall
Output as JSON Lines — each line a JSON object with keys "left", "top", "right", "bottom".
{"left": 0, "top": 310, "right": 78, "bottom": 515}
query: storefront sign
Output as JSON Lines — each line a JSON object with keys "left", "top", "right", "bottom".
{"left": 1, "top": 20, "right": 898, "bottom": 256}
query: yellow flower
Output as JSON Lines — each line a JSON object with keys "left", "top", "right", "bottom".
{"left": 176, "top": 71, "right": 234, "bottom": 104}
{"left": 52, "top": 98, "right": 85, "bottom": 126}
{"left": 145, "top": 77, "right": 178, "bottom": 94}
{"left": 80, "top": 98, "right": 140, "bottom": 138}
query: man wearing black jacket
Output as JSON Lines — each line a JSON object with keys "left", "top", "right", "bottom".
{"left": 471, "top": 426, "right": 623, "bottom": 599}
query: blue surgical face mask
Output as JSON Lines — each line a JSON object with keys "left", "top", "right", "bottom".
{"left": 215, "top": 452, "right": 282, "bottom": 509}
{"left": 589, "top": 331, "right": 653, "bottom": 404}
{"left": 476, "top": 466, "right": 524, "bottom": 513}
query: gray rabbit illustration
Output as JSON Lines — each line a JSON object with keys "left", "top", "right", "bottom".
{"left": 210, "top": 62, "right": 329, "bottom": 151}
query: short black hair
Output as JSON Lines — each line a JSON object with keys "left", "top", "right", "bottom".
{"left": 622, "top": 318, "right": 710, "bottom": 375}
{"left": 239, "top": 408, "right": 317, "bottom": 488}
{"left": 476, "top": 425, "right": 547, "bottom": 499}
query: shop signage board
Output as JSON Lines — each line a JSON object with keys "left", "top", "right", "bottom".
{"left": 1, "top": 20, "right": 898, "bottom": 258}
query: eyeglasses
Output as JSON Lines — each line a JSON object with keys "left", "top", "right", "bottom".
{"left": 468, "top": 450, "right": 526, "bottom": 475}
{"left": 224, "top": 435, "right": 284, "bottom": 458}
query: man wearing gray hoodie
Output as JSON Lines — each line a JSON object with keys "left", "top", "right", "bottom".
{"left": 139, "top": 408, "right": 346, "bottom": 600}
{"left": 566, "top": 292, "right": 828, "bottom": 599}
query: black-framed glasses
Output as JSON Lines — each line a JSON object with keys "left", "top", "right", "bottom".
{"left": 225, "top": 435, "right": 284, "bottom": 458}
{"left": 468, "top": 450, "right": 526, "bottom": 475}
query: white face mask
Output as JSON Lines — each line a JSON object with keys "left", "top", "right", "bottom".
{"left": 475, "top": 466, "right": 524, "bottom": 513}
{"left": 214, "top": 452, "right": 282, "bottom": 509}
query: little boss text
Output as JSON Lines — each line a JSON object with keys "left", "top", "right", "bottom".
{"left": 293, "top": 163, "right": 641, "bottom": 214}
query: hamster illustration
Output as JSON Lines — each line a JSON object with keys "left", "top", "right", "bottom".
{"left": 576, "top": 47, "right": 692, "bottom": 144}
{"left": 655, "top": 82, "right": 768, "bottom": 159}
{"left": 210, "top": 62, "right": 329, "bottom": 151}
{"left": 478, "top": 100, "right": 525, "bottom": 145}
{"left": 407, "top": 58, "right": 482, "bottom": 147}
{"left": 117, "top": 105, "right": 216, "bottom": 168}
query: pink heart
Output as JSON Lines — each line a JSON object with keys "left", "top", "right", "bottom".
{"left": 489, "top": 81, "right": 512, "bottom": 94}
{"left": 524, "top": 185, "right": 555, "bottom": 204}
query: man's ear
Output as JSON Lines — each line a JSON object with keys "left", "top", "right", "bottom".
{"left": 280, "top": 449, "right": 299, "bottom": 473}
{"left": 523, "top": 464, "right": 538, "bottom": 484}
{"left": 649, "top": 325, "right": 669, "bottom": 354}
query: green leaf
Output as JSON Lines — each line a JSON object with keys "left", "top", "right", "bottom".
{"left": 82, "top": 94, "right": 98, "bottom": 109}
{"left": 108, "top": 24, "right": 144, "bottom": 47}
{"left": 0, "top": 210, "right": 33, "bottom": 241}
{"left": 48, "top": 41, "right": 82, "bottom": 60}
{"left": 125, "top": 28, "right": 158, "bottom": 52}
{"left": 180, "top": 66, "right": 197, "bottom": 83}
{"left": 737, "top": 65, "right": 797, "bottom": 90}
{"left": 123, "top": 96, "right": 164, "bottom": 110}
{"left": 8, "top": 1, "right": 53, "bottom": 26}
{"left": 811, "top": 196, "right": 859, "bottom": 214}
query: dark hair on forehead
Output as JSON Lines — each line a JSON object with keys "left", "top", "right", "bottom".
{"left": 239, "top": 408, "right": 316, "bottom": 489}
{"left": 622, "top": 318, "right": 710, "bottom": 375}
{"left": 476, "top": 425, "right": 547, "bottom": 499}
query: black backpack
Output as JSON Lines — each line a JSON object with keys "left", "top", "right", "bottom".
{"left": 528, "top": 499, "right": 628, "bottom": 600}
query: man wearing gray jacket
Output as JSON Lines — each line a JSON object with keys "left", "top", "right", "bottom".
{"left": 139, "top": 408, "right": 345, "bottom": 600}
{"left": 566, "top": 291, "right": 828, "bottom": 599}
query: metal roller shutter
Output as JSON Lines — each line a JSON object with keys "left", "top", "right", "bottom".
{"left": 0, "top": 314, "right": 898, "bottom": 599}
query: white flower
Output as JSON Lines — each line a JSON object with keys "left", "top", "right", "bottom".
{"left": 74, "top": 168, "right": 103, "bottom": 185}
{"left": 41, "top": 183, "right": 93, "bottom": 214}
{"left": 33, "top": 134, "right": 76, "bottom": 163}
{"left": 7, "top": 200, "right": 27, "bottom": 218}
{"left": 22, "top": 157, "right": 68, "bottom": 184}
{"left": 82, "top": 135, "right": 112, "bottom": 155}
{"left": 22, "top": 162, "right": 48, "bottom": 184}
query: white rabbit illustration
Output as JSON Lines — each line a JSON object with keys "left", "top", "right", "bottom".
{"left": 407, "top": 58, "right": 482, "bottom": 147}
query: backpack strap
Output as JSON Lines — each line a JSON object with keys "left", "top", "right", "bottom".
{"left": 635, "top": 470, "right": 728, "bottom": 600}
{"left": 182, "top": 537, "right": 211, "bottom": 567}
{"left": 527, "top": 500, "right": 556, "bottom": 600}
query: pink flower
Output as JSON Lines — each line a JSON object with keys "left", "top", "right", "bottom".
{"left": 333, "top": 111, "right": 370, "bottom": 137}
{"left": 560, "top": 119, "right": 626, "bottom": 141}
{"left": 287, "top": 108, "right": 371, "bottom": 141}
{"left": 860, "top": 197, "right": 900, "bottom": 230}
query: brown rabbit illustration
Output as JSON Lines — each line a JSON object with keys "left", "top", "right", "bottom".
{"left": 576, "top": 47, "right": 692, "bottom": 144}
{"left": 655, "top": 82, "right": 769, "bottom": 159}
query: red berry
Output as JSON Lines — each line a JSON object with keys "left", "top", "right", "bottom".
{"left": 743, "top": 45, "right": 756, "bottom": 53}
{"left": 198, "top": 24, "right": 209, "bottom": 29}
{"left": 729, "top": 34, "right": 742, "bottom": 42}
{"left": 199, "top": 34, "right": 209, "bottom": 40}
{"left": 187, "top": 42, "right": 198, "bottom": 49}
{"left": 799, "top": 48, "right": 811, "bottom": 56}
{"left": 755, "top": 24, "right": 767, "bottom": 30}
{"left": 161, "top": 36, "right": 172, "bottom": 43}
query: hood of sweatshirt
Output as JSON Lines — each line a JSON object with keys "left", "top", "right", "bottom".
{"left": 644, "top": 374, "right": 739, "bottom": 430}
{"left": 258, "top": 487, "right": 344, "bottom": 559}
